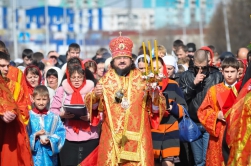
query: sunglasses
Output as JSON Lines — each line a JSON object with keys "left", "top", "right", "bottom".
{"left": 194, "top": 65, "right": 209, "bottom": 74}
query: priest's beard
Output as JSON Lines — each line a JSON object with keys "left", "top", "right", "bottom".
{"left": 113, "top": 64, "right": 132, "bottom": 76}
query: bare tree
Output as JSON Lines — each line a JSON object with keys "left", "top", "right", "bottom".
{"left": 205, "top": 0, "right": 251, "bottom": 54}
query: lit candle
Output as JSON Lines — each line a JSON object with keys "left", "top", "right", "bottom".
{"left": 142, "top": 42, "right": 148, "bottom": 74}
{"left": 154, "top": 40, "right": 158, "bottom": 73}
{"left": 148, "top": 41, "right": 153, "bottom": 72}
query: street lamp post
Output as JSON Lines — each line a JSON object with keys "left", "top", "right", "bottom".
{"left": 222, "top": 0, "right": 231, "bottom": 52}
{"left": 12, "top": 0, "right": 18, "bottom": 60}
{"left": 63, "top": 6, "right": 67, "bottom": 48}
{"left": 199, "top": 1, "right": 204, "bottom": 47}
{"left": 45, "top": 0, "right": 49, "bottom": 54}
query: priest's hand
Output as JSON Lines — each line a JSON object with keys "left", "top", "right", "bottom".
{"left": 60, "top": 110, "right": 75, "bottom": 119}
{"left": 94, "top": 84, "right": 103, "bottom": 98}
{"left": 0, "top": 111, "right": 16, "bottom": 123}
{"left": 217, "top": 111, "right": 225, "bottom": 122}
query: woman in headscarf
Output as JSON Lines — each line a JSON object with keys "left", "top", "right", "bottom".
{"left": 237, "top": 59, "right": 247, "bottom": 82}
{"left": 24, "top": 65, "right": 42, "bottom": 96}
{"left": 162, "top": 56, "right": 179, "bottom": 82}
{"left": 44, "top": 66, "right": 64, "bottom": 104}
{"left": 134, "top": 54, "right": 150, "bottom": 73}
{"left": 50, "top": 60, "right": 100, "bottom": 166}
{"left": 44, "top": 66, "right": 63, "bottom": 91}
{"left": 61, "top": 58, "right": 97, "bottom": 86}
{"left": 83, "top": 59, "right": 97, "bottom": 76}
{"left": 151, "top": 57, "right": 188, "bottom": 166}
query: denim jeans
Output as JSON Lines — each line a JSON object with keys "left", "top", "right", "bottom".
{"left": 190, "top": 123, "right": 209, "bottom": 166}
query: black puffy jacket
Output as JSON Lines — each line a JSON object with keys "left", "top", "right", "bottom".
{"left": 178, "top": 67, "right": 223, "bottom": 123}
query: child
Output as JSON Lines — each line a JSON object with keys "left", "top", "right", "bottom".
{"left": 157, "top": 45, "right": 167, "bottom": 58}
{"left": 61, "top": 43, "right": 81, "bottom": 76}
{"left": 27, "top": 85, "right": 65, "bottom": 166}
{"left": 197, "top": 57, "right": 240, "bottom": 166}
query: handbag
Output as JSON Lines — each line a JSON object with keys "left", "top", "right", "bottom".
{"left": 179, "top": 107, "right": 202, "bottom": 142}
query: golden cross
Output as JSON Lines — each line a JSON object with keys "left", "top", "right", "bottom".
{"left": 119, "top": 31, "right": 122, "bottom": 36}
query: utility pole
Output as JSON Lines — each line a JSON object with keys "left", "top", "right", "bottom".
{"left": 63, "top": 6, "right": 67, "bottom": 48}
{"left": 127, "top": 0, "right": 132, "bottom": 30}
{"left": 177, "top": 1, "right": 186, "bottom": 43}
{"left": 45, "top": 0, "right": 49, "bottom": 54}
{"left": 222, "top": 0, "right": 231, "bottom": 52}
{"left": 12, "top": 0, "right": 18, "bottom": 60}
{"left": 199, "top": 0, "right": 204, "bottom": 46}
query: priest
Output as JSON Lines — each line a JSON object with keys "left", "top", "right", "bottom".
{"left": 83, "top": 34, "right": 166, "bottom": 166}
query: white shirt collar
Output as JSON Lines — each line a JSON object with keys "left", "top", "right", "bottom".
{"left": 224, "top": 81, "right": 237, "bottom": 88}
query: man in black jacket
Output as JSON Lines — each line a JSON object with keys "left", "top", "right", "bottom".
{"left": 179, "top": 50, "right": 223, "bottom": 166}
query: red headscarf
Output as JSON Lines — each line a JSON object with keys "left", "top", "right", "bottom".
{"left": 82, "top": 59, "right": 97, "bottom": 78}
{"left": 82, "top": 59, "right": 97, "bottom": 72}
{"left": 66, "top": 63, "right": 86, "bottom": 104}
{"left": 66, "top": 58, "right": 90, "bottom": 133}
{"left": 200, "top": 46, "right": 214, "bottom": 66}
{"left": 159, "top": 59, "right": 169, "bottom": 92}
{"left": 238, "top": 59, "right": 248, "bottom": 81}
{"left": 151, "top": 58, "right": 170, "bottom": 124}
{"left": 24, "top": 65, "right": 42, "bottom": 95}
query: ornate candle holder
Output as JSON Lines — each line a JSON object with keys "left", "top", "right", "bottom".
{"left": 141, "top": 40, "right": 164, "bottom": 92}
{"left": 141, "top": 70, "right": 165, "bottom": 90}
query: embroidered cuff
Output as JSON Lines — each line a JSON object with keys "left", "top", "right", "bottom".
{"left": 92, "top": 92, "right": 100, "bottom": 103}
{"left": 152, "top": 105, "right": 159, "bottom": 113}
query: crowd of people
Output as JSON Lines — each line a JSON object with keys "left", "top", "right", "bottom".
{"left": 0, "top": 34, "right": 251, "bottom": 166}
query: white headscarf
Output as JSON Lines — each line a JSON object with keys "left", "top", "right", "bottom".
{"left": 44, "top": 66, "right": 63, "bottom": 90}
{"left": 134, "top": 54, "right": 150, "bottom": 68}
{"left": 105, "top": 57, "right": 112, "bottom": 71}
{"left": 163, "top": 55, "right": 178, "bottom": 73}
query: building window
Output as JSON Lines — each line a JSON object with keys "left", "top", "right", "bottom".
{"left": 59, "top": 16, "right": 63, "bottom": 23}
{"left": 26, "top": 16, "right": 30, "bottom": 23}
{"left": 32, "top": 16, "right": 37, "bottom": 22}
{"left": 53, "top": 16, "right": 57, "bottom": 23}
{"left": 40, "top": 16, "right": 44, "bottom": 24}
{"left": 67, "top": 16, "right": 70, "bottom": 23}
